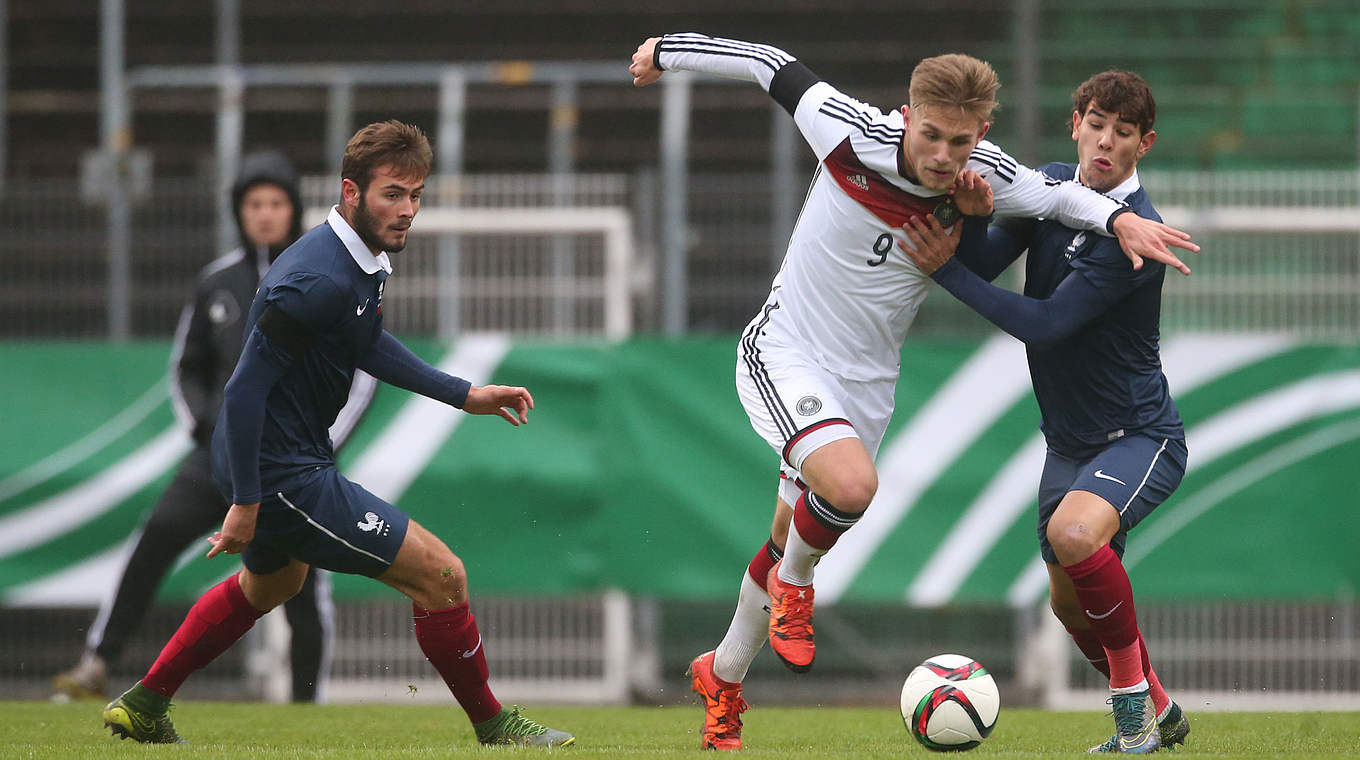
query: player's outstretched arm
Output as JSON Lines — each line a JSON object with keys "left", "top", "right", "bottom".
{"left": 630, "top": 37, "right": 663, "bottom": 86}
{"left": 1110, "top": 211, "right": 1198, "bottom": 275}
{"left": 358, "top": 330, "right": 472, "bottom": 409}
{"left": 463, "top": 385, "right": 535, "bottom": 426}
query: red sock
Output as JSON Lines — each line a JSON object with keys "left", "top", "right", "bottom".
{"left": 791, "top": 490, "right": 859, "bottom": 551}
{"left": 413, "top": 603, "right": 502, "bottom": 723}
{"left": 746, "top": 537, "right": 784, "bottom": 592}
{"left": 141, "top": 574, "right": 265, "bottom": 697}
{"left": 1062, "top": 546, "right": 1143, "bottom": 688}
{"left": 1070, "top": 626, "right": 1171, "bottom": 712}
{"left": 1105, "top": 640, "right": 1145, "bottom": 690}
{"left": 1064, "top": 625, "right": 1111, "bottom": 678}
{"left": 1141, "top": 636, "right": 1171, "bottom": 715}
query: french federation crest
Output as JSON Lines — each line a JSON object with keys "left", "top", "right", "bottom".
{"left": 796, "top": 395, "right": 823, "bottom": 416}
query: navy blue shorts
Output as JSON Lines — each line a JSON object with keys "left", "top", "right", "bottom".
{"left": 1037, "top": 435, "right": 1187, "bottom": 565}
{"left": 240, "top": 466, "right": 410, "bottom": 578}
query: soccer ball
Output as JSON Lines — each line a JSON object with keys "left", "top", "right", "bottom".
{"left": 899, "top": 654, "right": 999, "bottom": 752}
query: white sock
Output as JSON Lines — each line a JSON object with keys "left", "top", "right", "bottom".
{"left": 1111, "top": 678, "right": 1151, "bottom": 696}
{"left": 778, "top": 518, "right": 824, "bottom": 587}
{"left": 712, "top": 572, "right": 770, "bottom": 684}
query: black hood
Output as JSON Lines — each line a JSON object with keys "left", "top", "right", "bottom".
{"left": 231, "top": 149, "right": 304, "bottom": 261}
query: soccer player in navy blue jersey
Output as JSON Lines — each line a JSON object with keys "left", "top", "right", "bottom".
{"left": 900, "top": 71, "right": 1191, "bottom": 754}
{"left": 101, "top": 120, "right": 573, "bottom": 748}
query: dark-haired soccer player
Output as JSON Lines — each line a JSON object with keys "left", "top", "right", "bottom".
{"left": 630, "top": 33, "right": 1197, "bottom": 751}
{"left": 55, "top": 150, "right": 367, "bottom": 705}
{"left": 101, "top": 120, "right": 573, "bottom": 748}
{"left": 901, "top": 70, "right": 1191, "bottom": 754}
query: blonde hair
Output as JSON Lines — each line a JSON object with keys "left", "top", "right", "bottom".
{"left": 908, "top": 54, "right": 1000, "bottom": 123}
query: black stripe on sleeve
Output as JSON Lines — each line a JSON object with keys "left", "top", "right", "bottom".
{"left": 969, "top": 154, "right": 1018, "bottom": 183}
{"left": 257, "top": 305, "right": 315, "bottom": 359}
{"left": 768, "top": 61, "right": 820, "bottom": 116}
{"left": 662, "top": 45, "right": 783, "bottom": 74}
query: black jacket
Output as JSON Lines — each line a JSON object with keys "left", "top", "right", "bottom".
{"left": 172, "top": 151, "right": 375, "bottom": 447}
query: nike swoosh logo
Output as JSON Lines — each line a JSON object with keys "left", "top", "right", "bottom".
{"left": 1086, "top": 601, "right": 1124, "bottom": 620}
{"left": 460, "top": 636, "right": 483, "bottom": 659}
{"left": 1093, "top": 469, "right": 1127, "bottom": 486}
{"left": 356, "top": 299, "right": 369, "bottom": 316}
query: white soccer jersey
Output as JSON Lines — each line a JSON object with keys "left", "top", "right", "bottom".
{"left": 657, "top": 33, "right": 1128, "bottom": 382}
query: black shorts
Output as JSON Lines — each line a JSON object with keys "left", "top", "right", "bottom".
{"left": 241, "top": 465, "right": 410, "bottom": 578}
{"left": 1037, "top": 435, "right": 1187, "bottom": 564}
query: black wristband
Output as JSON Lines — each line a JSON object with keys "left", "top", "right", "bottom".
{"left": 1105, "top": 206, "right": 1134, "bottom": 235}
{"left": 653, "top": 37, "right": 666, "bottom": 71}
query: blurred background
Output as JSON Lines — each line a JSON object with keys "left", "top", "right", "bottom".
{"left": 1, "top": 0, "right": 1357, "bottom": 711}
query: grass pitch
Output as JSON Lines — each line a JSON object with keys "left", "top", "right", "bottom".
{"left": 5, "top": 701, "right": 1359, "bottom": 759}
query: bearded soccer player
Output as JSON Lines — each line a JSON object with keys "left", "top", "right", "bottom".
{"left": 629, "top": 35, "right": 1197, "bottom": 750}
{"left": 100, "top": 120, "right": 573, "bottom": 748}
{"left": 900, "top": 71, "right": 1191, "bottom": 754}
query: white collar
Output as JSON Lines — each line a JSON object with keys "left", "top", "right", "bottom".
{"left": 1088, "top": 168, "right": 1141, "bottom": 203}
{"left": 327, "top": 205, "right": 393, "bottom": 274}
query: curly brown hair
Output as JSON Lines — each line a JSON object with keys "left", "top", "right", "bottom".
{"left": 1072, "top": 70, "right": 1156, "bottom": 135}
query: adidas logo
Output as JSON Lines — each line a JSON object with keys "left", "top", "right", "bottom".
{"left": 847, "top": 174, "right": 869, "bottom": 191}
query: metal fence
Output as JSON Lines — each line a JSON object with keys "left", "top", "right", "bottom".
{"left": 1, "top": 170, "right": 1357, "bottom": 340}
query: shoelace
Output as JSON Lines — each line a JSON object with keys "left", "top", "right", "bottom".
{"left": 775, "top": 594, "right": 814, "bottom": 639}
{"left": 500, "top": 706, "right": 549, "bottom": 737}
{"left": 1108, "top": 694, "right": 1149, "bottom": 737}
{"left": 711, "top": 690, "right": 750, "bottom": 737}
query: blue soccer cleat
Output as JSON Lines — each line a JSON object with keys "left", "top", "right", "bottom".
{"left": 1089, "top": 698, "right": 1189, "bottom": 753}
{"left": 1087, "top": 689, "right": 1160, "bottom": 754}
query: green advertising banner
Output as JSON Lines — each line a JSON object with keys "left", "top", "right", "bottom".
{"left": 1, "top": 335, "right": 1356, "bottom": 605}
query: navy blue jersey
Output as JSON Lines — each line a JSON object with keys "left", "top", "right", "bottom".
{"left": 1011, "top": 163, "right": 1183, "bottom": 456}
{"left": 935, "top": 163, "right": 1184, "bottom": 458}
{"left": 213, "top": 215, "right": 387, "bottom": 485}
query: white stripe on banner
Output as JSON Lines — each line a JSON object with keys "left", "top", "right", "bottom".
{"left": 816, "top": 335, "right": 1031, "bottom": 603}
{"left": 0, "top": 427, "right": 192, "bottom": 561}
{"left": 346, "top": 333, "right": 512, "bottom": 502}
{"left": 910, "top": 333, "right": 1297, "bottom": 606}
{"left": 5, "top": 535, "right": 138, "bottom": 606}
{"left": 0, "top": 380, "right": 172, "bottom": 505}
{"left": 1005, "top": 371, "right": 1360, "bottom": 606}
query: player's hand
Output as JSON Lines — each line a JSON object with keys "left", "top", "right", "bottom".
{"left": 898, "top": 214, "right": 959, "bottom": 276}
{"left": 630, "top": 37, "right": 664, "bottom": 86}
{"left": 1111, "top": 212, "right": 1199, "bottom": 275}
{"left": 464, "top": 384, "right": 534, "bottom": 426}
{"left": 949, "top": 170, "right": 994, "bottom": 217}
{"left": 207, "top": 502, "right": 258, "bottom": 558}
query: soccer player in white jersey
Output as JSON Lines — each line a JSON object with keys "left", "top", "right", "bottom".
{"left": 629, "top": 33, "right": 1198, "bottom": 750}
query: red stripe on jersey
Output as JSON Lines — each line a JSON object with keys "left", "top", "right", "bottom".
{"left": 823, "top": 137, "right": 946, "bottom": 230}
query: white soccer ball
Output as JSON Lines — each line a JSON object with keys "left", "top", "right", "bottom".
{"left": 899, "top": 653, "right": 1000, "bottom": 752}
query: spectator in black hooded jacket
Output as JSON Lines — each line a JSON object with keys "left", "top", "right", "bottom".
{"left": 53, "top": 151, "right": 376, "bottom": 704}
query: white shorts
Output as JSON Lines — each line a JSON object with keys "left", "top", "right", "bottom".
{"left": 735, "top": 310, "right": 895, "bottom": 506}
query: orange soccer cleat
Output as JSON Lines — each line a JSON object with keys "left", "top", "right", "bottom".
{"left": 766, "top": 560, "right": 816, "bottom": 672}
{"left": 688, "top": 650, "right": 749, "bottom": 750}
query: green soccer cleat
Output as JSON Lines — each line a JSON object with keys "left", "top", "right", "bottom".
{"left": 475, "top": 705, "right": 575, "bottom": 747}
{"left": 1157, "top": 701, "right": 1191, "bottom": 750}
{"left": 1087, "top": 690, "right": 1160, "bottom": 754}
{"left": 1089, "top": 699, "right": 1190, "bottom": 753}
{"left": 102, "top": 693, "right": 186, "bottom": 744}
